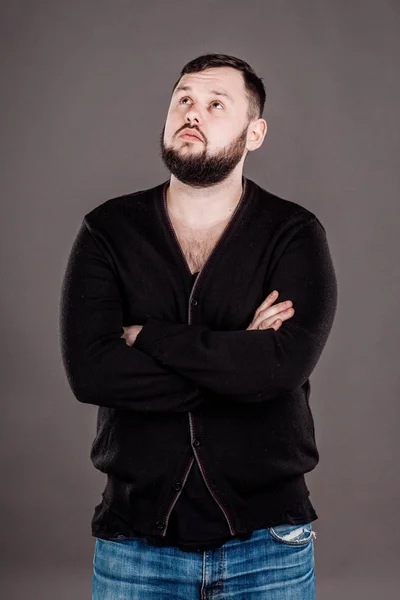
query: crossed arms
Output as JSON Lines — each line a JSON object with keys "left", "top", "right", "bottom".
{"left": 59, "top": 217, "right": 337, "bottom": 413}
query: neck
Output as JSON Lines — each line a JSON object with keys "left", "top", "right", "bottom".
{"left": 166, "top": 171, "right": 244, "bottom": 229}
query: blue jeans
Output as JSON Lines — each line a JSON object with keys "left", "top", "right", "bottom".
{"left": 92, "top": 522, "right": 316, "bottom": 599}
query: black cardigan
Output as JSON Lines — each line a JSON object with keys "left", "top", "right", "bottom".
{"left": 90, "top": 270, "right": 318, "bottom": 552}
{"left": 59, "top": 175, "right": 338, "bottom": 543}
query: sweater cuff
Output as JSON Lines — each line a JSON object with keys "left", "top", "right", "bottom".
{"left": 133, "top": 318, "right": 174, "bottom": 358}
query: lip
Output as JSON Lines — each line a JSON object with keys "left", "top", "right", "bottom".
{"left": 178, "top": 129, "right": 203, "bottom": 142}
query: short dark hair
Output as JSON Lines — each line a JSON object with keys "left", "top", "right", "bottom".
{"left": 171, "top": 53, "right": 266, "bottom": 121}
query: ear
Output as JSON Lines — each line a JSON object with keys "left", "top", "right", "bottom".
{"left": 247, "top": 118, "right": 267, "bottom": 152}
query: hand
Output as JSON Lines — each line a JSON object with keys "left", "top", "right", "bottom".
{"left": 121, "top": 325, "right": 143, "bottom": 346}
{"left": 246, "top": 290, "right": 295, "bottom": 331}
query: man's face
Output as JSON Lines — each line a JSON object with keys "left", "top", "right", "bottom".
{"left": 160, "top": 67, "right": 253, "bottom": 187}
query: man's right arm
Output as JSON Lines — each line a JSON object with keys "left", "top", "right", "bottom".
{"left": 59, "top": 219, "right": 207, "bottom": 414}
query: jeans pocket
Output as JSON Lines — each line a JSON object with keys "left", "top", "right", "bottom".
{"left": 267, "top": 522, "right": 316, "bottom": 546}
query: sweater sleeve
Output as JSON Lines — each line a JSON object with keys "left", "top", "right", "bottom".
{"left": 59, "top": 219, "right": 207, "bottom": 413}
{"left": 134, "top": 218, "right": 338, "bottom": 400}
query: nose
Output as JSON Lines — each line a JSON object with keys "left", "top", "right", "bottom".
{"left": 184, "top": 105, "right": 201, "bottom": 124}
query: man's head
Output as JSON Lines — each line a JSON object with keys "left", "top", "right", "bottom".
{"left": 160, "top": 53, "right": 267, "bottom": 187}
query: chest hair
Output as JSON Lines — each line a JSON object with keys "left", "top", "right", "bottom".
{"left": 170, "top": 218, "right": 230, "bottom": 275}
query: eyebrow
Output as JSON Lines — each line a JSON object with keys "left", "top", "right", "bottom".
{"left": 173, "top": 85, "right": 235, "bottom": 104}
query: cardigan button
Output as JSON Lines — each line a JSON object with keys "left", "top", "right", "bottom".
{"left": 193, "top": 438, "right": 201, "bottom": 447}
{"left": 190, "top": 297, "right": 198, "bottom": 306}
{"left": 155, "top": 520, "right": 166, "bottom": 530}
{"left": 173, "top": 482, "right": 182, "bottom": 491}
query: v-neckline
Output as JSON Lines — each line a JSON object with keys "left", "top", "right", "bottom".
{"left": 161, "top": 176, "right": 251, "bottom": 282}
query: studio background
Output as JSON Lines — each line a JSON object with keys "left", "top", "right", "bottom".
{"left": 1, "top": 0, "right": 398, "bottom": 598}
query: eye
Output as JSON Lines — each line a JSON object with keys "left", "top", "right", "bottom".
{"left": 211, "top": 100, "right": 224, "bottom": 109}
{"left": 178, "top": 97, "right": 224, "bottom": 109}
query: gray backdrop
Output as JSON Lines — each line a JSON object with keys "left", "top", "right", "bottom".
{"left": 1, "top": 0, "right": 399, "bottom": 598}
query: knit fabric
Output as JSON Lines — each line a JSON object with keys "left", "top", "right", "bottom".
{"left": 59, "top": 176, "right": 337, "bottom": 542}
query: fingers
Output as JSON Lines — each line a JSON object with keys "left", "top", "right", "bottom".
{"left": 256, "top": 306, "right": 294, "bottom": 330}
{"left": 253, "top": 290, "right": 279, "bottom": 320}
{"left": 270, "top": 319, "right": 282, "bottom": 331}
{"left": 259, "top": 316, "right": 284, "bottom": 330}
{"left": 251, "top": 301, "right": 294, "bottom": 331}
{"left": 247, "top": 314, "right": 286, "bottom": 331}
{"left": 253, "top": 291, "right": 292, "bottom": 321}
{"left": 247, "top": 288, "right": 295, "bottom": 330}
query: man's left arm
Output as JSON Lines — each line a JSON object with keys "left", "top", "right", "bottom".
{"left": 133, "top": 218, "right": 338, "bottom": 400}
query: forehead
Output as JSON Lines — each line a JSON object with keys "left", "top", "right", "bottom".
{"left": 173, "top": 67, "right": 246, "bottom": 102}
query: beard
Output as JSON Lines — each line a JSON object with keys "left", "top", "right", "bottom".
{"left": 159, "top": 122, "right": 249, "bottom": 188}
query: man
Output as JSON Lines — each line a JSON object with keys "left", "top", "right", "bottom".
{"left": 60, "top": 53, "right": 337, "bottom": 599}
